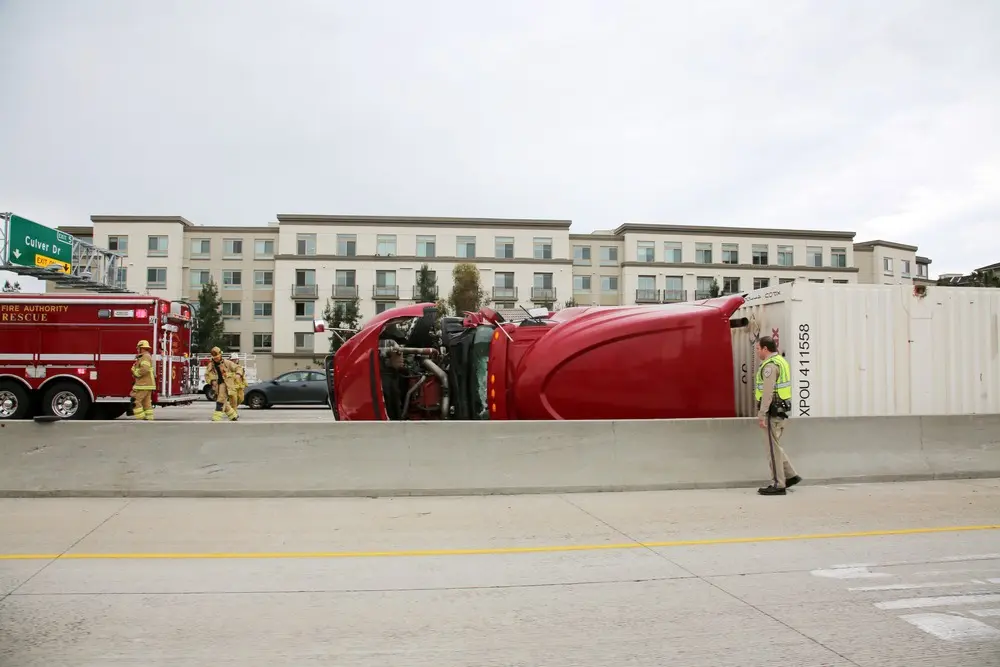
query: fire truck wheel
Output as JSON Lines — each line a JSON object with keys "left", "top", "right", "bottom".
{"left": 204, "top": 386, "right": 216, "bottom": 401}
{"left": 0, "top": 381, "right": 31, "bottom": 420}
{"left": 41, "top": 381, "right": 92, "bottom": 420}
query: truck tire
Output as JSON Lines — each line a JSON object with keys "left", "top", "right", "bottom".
{"left": 0, "top": 381, "right": 31, "bottom": 420}
{"left": 41, "top": 381, "right": 92, "bottom": 420}
{"left": 92, "top": 404, "right": 129, "bottom": 420}
{"left": 204, "top": 385, "right": 216, "bottom": 401}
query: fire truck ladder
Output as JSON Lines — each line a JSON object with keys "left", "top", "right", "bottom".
{"left": 1, "top": 212, "right": 131, "bottom": 293}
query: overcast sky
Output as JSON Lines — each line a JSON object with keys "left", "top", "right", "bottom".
{"left": 2, "top": 0, "right": 998, "bottom": 292}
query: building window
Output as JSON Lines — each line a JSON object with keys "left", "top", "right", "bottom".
{"left": 777, "top": 245, "right": 793, "bottom": 266}
{"left": 695, "top": 276, "right": 714, "bottom": 299}
{"left": 901, "top": 259, "right": 911, "bottom": 276}
{"left": 222, "top": 270, "right": 242, "bottom": 289}
{"left": 723, "top": 277, "right": 740, "bottom": 294}
{"left": 664, "top": 276, "right": 684, "bottom": 302}
{"left": 253, "top": 301, "right": 273, "bottom": 318}
{"left": 495, "top": 236, "right": 514, "bottom": 259}
{"left": 190, "top": 269, "right": 211, "bottom": 287}
{"left": 779, "top": 277, "right": 794, "bottom": 284}
{"left": 253, "top": 270, "right": 273, "bottom": 287}
{"left": 223, "top": 238, "right": 243, "bottom": 257}
{"left": 108, "top": 235, "right": 128, "bottom": 254}
{"left": 457, "top": 236, "right": 476, "bottom": 258}
{"left": 334, "top": 270, "right": 357, "bottom": 298}
{"left": 600, "top": 275, "right": 618, "bottom": 292}
{"left": 375, "top": 302, "right": 395, "bottom": 315}
{"left": 809, "top": 278, "right": 825, "bottom": 283}
{"left": 722, "top": 244, "right": 739, "bottom": 264}
{"left": 115, "top": 267, "right": 127, "bottom": 284}
{"left": 883, "top": 257, "right": 893, "bottom": 274}
{"left": 147, "top": 235, "right": 168, "bottom": 256}
{"left": 191, "top": 238, "right": 210, "bottom": 257}
{"left": 532, "top": 273, "right": 554, "bottom": 302}
{"left": 294, "top": 332, "right": 314, "bottom": 351}
{"left": 531, "top": 237, "right": 551, "bottom": 260}
{"left": 376, "top": 234, "right": 397, "bottom": 256}
{"left": 600, "top": 246, "right": 618, "bottom": 265}
{"left": 336, "top": 234, "right": 356, "bottom": 256}
{"left": 255, "top": 239, "right": 274, "bottom": 258}
{"left": 833, "top": 280, "right": 849, "bottom": 284}
{"left": 146, "top": 267, "right": 167, "bottom": 289}
{"left": 663, "top": 242, "right": 682, "bottom": 263}
{"left": 294, "top": 234, "right": 316, "bottom": 256}
{"left": 222, "top": 301, "right": 242, "bottom": 319}
{"left": 253, "top": 333, "right": 272, "bottom": 352}
{"left": 917, "top": 264, "right": 928, "bottom": 277}
{"left": 375, "top": 270, "right": 398, "bottom": 298}
{"left": 636, "top": 275, "right": 657, "bottom": 302}
{"left": 637, "top": 241, "right": 655, "bottom": 262}
{"left": 222, "top": 333, "right": 241, "bottom": 350}
{"left": 752, "top": 244, "right": 769, "bottom": 266}
{"left": 573, "top": 246, "right": 591, "bottom": 265}
{"left": 831, "top": 247, "right": 847, "bottom": 268}
{"left": 806, "top": 246, "right": 823, "bottom": 267}
{"left": 753, "top": 277, "right": 770, "bottom": 290}
{"left": 573, "top": 275, "right": 591, "bottom": 291}
{"left": 695, "top": 243, "right": 713, "bottom": 264}
{"left": 493, "top": 271, "right": 516, "bottom": 300}
{"left": 294, "top": 301, "right": 315, "bottom": 320}
{"left": 416, "top": 235, "right": 436, "bottom": 258}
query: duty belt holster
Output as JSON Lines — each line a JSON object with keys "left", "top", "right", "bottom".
{"left": 768, "top": 397, "right": 791, "bottom": 420}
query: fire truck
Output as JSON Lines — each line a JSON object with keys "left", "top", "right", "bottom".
{"left": 0, "top": 293, "right": 200, "bottom": 420}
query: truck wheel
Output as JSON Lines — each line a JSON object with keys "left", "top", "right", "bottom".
{"left": 93, "top": 404, "right": 129, "bottom": 420}
{"left": 41, "top": 382, "right": 92, "bottom": 420}
{"left": 204, "top": 385, "right": 216, "bottom": 401}
{"left": 0, "top": 381, "right": 31, "bottom": 420}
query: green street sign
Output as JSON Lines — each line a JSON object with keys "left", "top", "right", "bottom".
{"left": 6, "top": 214, "right": 73, "bottom": 273}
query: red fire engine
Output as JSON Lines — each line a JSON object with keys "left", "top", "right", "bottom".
{"left": 0, "top": 293, "right": 200, "bottom": 420}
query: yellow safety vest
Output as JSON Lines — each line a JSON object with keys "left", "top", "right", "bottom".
{"left": 754, "top": 353, "right": 792, "bottom": 403}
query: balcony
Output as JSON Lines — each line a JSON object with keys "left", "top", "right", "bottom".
{"left": 373, "top": 285, "right": 399, "bottom": 300}
{"left": 291, "top": 284, "right": 318, "bottom": 299}
{"left": 635, "top": 289, "right": 660, "bottom": 304}
{"left": 531, "top": 287, "right": 557, "bottom": 301}
{"left": 493, "top": 286, "right": 518, "bottom": 300}
{"left": 662, "top": 289, "right": 687, "bottom": 303}
{"left": 413, "top": 285, "right": 438, "bottom": 300}
{"left": 332, "top": 284, "right": 358, "bottom": 299}
{"left": 694, "top": 290, "right": 713, "bottom": 300}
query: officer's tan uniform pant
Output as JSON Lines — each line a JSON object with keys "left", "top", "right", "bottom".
{"left": 765, "top": 416, "right": 797, "bottom": 487}
{"left": 132, "top": 390, "right": 153, "bottom": 420}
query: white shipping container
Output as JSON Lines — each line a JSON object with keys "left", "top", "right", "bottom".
{"left": 731, "top": 283, "right": 1000, "bottom": 418}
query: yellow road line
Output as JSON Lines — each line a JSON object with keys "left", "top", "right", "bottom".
{"left": 2, "top": 524, "right": 998, "bottom": 561}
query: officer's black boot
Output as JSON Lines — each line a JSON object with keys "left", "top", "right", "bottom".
{"left": 758, "top": 484, "right": 786, "bottom": 496}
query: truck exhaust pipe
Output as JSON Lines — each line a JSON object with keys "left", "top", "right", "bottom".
{"left": 421, "top": 358, "right": 449, "bottom": 419}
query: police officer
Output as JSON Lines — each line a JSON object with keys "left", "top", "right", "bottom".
{"left": 754, "top": 335, "right": 801, "bottom": 495}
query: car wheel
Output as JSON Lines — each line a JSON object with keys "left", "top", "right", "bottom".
{"left": 247, "top": 392, "right": 267, "bottom": 409}
{"left": 204, "top": 385, "right": 216, "bottom": 401}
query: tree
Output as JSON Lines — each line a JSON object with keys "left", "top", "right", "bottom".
{"left": 322, "top": 296, "right": 362, "bottom": 353}
{"left": 448, "top": 263, "right": 487, "bottom": 315}
{"left": 414, "top": 263, "right": 450, "bottom": 320}
{"left": 970, "top": 270, "right": 1000, "bottom": 288}
{"left": 709, "top": 278, "right": 721, "bottom": 298}
{"left": 2, "top": 280, "right": 21, "bottom": 293}
{"left": 194, "top": 278, "right": 226, "bottom": 353}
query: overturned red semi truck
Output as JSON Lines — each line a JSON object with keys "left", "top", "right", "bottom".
{"left": 318, "top": 295, "right": 750, "bottom": 421}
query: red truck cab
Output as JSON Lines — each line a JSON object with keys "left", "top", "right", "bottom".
{"left": 324, "top": 295, "right": 748, "bottom": 421}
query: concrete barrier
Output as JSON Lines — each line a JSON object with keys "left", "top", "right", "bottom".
{"left": 0, "top": 415, "right": 998, "bottom": 497}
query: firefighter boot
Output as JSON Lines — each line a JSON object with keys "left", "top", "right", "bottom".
{"left": 212, "top": 401, "right": 225, "bottom": 421}
{"left": 226, "top": 405, "right": 239, "bottom": 421}
{"left": 132, "top": 405, "right": 146, "bottom": 420}
{"left": 143, "top": 407, "right": 155, "bottom": 421}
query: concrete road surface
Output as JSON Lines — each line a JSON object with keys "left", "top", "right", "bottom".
{"left": 149, "top": 403, "right": 335, "bottom": 421}
{"left": 2, "top": 479, "right": 1000, "bottom": 665}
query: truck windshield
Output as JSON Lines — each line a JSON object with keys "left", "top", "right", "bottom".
{"left": 471, "top": 325, "right": 493, "bottom": 419}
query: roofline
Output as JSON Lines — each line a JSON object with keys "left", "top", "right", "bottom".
{"left": 612, "top": 223, "right": 856, "bottom": 240}
{"left": 56, "top": 226, "right": 94, "bottom": 236}
{"left": 975, "top": 261, "right": 1000, "bottom": 273}
{"left": 916, "top": 255, "right": 932, "bottom": 264}
{"left": 276, "top": 214, "right": 572, "bottom": 229}
{"left": 90, "top": 215, "right": 195, "bottom": 227}
{"left": 188, "top": 226, "right": 279, "bottom": 234}
{"left": 570, "top": 233, "right": 622, "bottom": 241}
{"left": 854, "top": 239, "right": 918, "bottom": 252}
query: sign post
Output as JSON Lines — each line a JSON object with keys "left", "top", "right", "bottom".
{"left": 4, "top": 214, "right": 73, "bottom": 273}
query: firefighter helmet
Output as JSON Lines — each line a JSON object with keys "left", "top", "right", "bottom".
{"left": 210, "top": 346, "right": 223, "bottom": 359}
{"left": 136, "top": 340, "right": 151, "bottom": 350}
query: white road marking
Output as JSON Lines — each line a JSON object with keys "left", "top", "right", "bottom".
{"left": 899, "top": 613, "right": 1000, "bottom": 641}
{"left": 876, "top": 593, "right": 1000, "bottom": 610}
{"left": 810, "top": 567, "right": 891, "bottom": 580}
{"left": 969, "top": 609, "right": 1000, "bottom": 617}
{"left": 848, "top": 582, "right": 972, "bottom": 591}
{"left": 831, "top": 554, "right": 1000, "bottom": 569}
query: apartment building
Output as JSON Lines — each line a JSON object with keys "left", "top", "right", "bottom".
{"left": 571, "top": 224, "right": 863, "bottom": 305}
{"left": 48, "top": 214, "right": 932, "bottom": 375}
{"left": 854, "top": 240, "right": 933, "bottom": 286}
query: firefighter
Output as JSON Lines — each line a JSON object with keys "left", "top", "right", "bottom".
{"left": 229, "top": 353, "right": 247, "bottom": 408}
{"left": 204, "top": 346, "right": 239, "bottom": 421}
{"left": 130, "top": 340, "right": 156, "bottom": 421}
{"left": 754, "top": 335, "right": 801, "bottom": 495}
